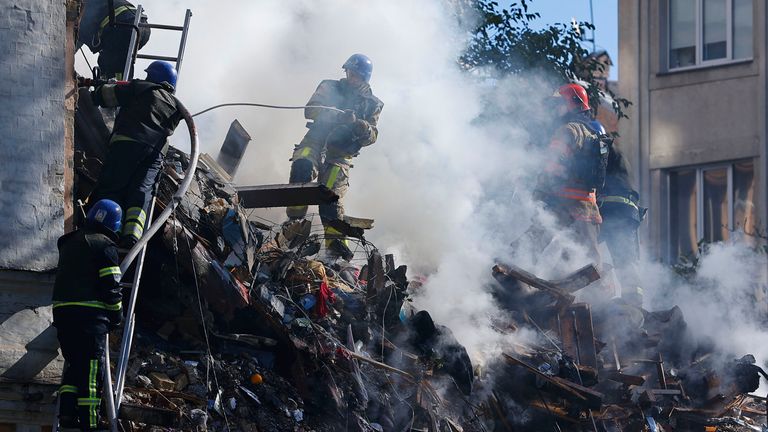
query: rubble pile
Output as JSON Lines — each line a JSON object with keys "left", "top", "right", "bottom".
{"left": 112, "top": 148, "right": 481, "bottom": 431}
{"left": 484, "top": 264, "right": 768, "bottom": 431}
{"left": 101, "top": 147, "right": 766, "bottom": 431}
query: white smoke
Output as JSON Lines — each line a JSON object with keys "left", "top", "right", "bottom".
{"left": 73, "top": 0, "right": 576, "bottom": 360}
{"left": 75, "top": 1, "right": 767, "bottom": 377}
{"left": 642, "top": 240, "right": 768, "bottom": 387}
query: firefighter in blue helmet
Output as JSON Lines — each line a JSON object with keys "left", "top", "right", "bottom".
{"left": 88, "top": 60, "right": 181, "bottom": 248}
{"left": 52, "top": 199, "right": 124, "bottom": 431}
{"left": 286, "top": 54, "right": 384, "bottom": 257}
{"left": 592, "top": 120, "right": 646, "bottom": 306}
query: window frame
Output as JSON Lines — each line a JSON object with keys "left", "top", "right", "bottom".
{"left": 666, "top": 160, "right": 755, "bottom": 262}
{"left": 665, "top": 0, "right": 753, "bottom": 72}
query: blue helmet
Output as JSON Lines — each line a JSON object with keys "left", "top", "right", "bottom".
{"left": 87, "top": 199, "right": 123, "bottom": 234}
{"left": 589, "top": 120, "right": 606, "bottom": 135}
{"left": 342, "top": 54, "right": 373, "bottom": 82}
{"left": 145, "top": 61, "right": 178, "bottom": 88}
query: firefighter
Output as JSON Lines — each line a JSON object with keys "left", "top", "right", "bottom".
{"left": 513, "top": 83, "right": 607, "bottom": 283}
{"left": 286, "top": 54, "right": 384, "bottom": 257}
{"left": 88, "top": 60, "right": 182, "bottom": 248}
{"left": 52, "top": 199, "right": 124, "bottom": 431}
{"left": 77, "top": 0, "right": 151, "bottom": 80}
{"left": 591, "top": 120, "right": 646, "bottom": 307}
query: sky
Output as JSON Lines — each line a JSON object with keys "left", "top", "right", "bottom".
{"left": 526, "top": 0, "right": 619, "bottom": 80}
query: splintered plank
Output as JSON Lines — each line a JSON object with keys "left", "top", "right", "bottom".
{"left": 236, "top": 183, "right": 339, "bottom": 208}
{"left": 492, "top": 263, "right": 574, "bottom": 305}
{"left": 556, "top": 303, "right": 599, "bottom": 371}
{"left": 325, "top": 215, "right": 375, "bottom": 239}
{"left": 503, "top": 354, "right": 604, "bottom": 409}
{"left": 551, "top": 264, "right": 601, "bottom": 293}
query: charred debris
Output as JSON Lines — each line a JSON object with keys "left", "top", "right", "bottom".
{"left": 74, "top": 142, "right": 767, "bottom": 430}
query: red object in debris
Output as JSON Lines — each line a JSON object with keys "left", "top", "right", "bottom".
{"left": 335, "top": 346, "right": 351, "bottom": 360}
{"left": 317, "top": 279, "right": 336, "bottom": 317}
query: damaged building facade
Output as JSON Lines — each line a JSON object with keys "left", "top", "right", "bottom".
{"left": 0, "top": 0, "right": 79, "bottom": 430}
{"left": 619, "top": 0, "right": 766, "bottom": 262}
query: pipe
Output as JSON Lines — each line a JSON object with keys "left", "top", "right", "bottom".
{"left": 106, "top": 96, "right": 200, "bottom": 429}
{"left": 191, "top": 102, "right": 344, "bottom": 118}
{"left": 113, "top": 195, "right": 157, "bottom": 408}
{"left": 103, "top": 335, "right": 118, "bottom": 432}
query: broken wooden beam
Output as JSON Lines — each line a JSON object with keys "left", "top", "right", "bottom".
{"left": 493, "top": 263, "right": 565, "bottom": 297}
{"left": 493, "top": 262, "right": 600, "bottom": 297}
{"left": 551, "top": 264, "right": 601, "bottom": 293}
{"left": 236, "top": 183, "right": 339, "bottom": 208}
{"left": 559, "top": 304, "right": 598, "bottom": 371}
{"left": 503, "top": 353, "right": 604, "bottom": 409}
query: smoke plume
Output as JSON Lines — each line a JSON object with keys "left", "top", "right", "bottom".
{"left": 75, "top": 1, "right": 767, "bottom": 376}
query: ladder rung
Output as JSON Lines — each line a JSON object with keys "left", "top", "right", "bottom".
{"left": 136, "top": 54, "right": 178, "bottom": 62}
{"left": 140, "top": 23, "right": 184, "bottom": 31}
{"left": 119, "top": 282, "right": 133, "bottom": 289}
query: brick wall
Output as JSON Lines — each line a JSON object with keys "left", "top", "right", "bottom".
{"left": 0, "top": 1, "right": 70, "bottom": 271}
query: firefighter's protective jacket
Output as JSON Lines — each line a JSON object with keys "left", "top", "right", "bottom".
{"left": 599, "top": 144, "right": 642, "bottom": 222}
{"left": 538, "top": 113, "right": 603, "bottom": 224}
{"left": 52, "top": 225, "right": 123, "bottom": 333}
{"left": 302, "top": 78, "right": 383, "bottom": 162}
{"left": 91, "top": 79, "right": 181, "bottom": 151}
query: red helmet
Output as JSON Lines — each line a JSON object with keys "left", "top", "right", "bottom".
{"left": 554, "top": 83, "right": 590, "bottom": 112}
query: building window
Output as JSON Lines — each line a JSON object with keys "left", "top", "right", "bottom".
{"left": 668, "top": 160, "right": 756, "bottom": 260}
{"left": 668, "top": 0, "right": 753, "bottom": 69}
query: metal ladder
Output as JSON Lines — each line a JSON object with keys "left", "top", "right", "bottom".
{"left": 121, "top": 5, "right": 193, "bottom": 85}
{"left": 108, "top": 6, "right": 194, "bottom": 429}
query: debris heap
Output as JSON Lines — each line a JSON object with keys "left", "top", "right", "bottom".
{"left": 98, "top": 147, "right": 766, "bottom": 431}
{"left": 112, "top": 147, "right": 479, "bottom": 431}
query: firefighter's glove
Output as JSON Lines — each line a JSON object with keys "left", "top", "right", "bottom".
{"left": 338, "top": 109, "right": 356, "bottom": 124}
{"left": 77, "top": 77, "right": 108, "bottom": 88}
{"left": 327, "top": 138, "right": 362, "bottom": 156}
{"left": 352, "top": 119, "right": 370, "bottom": 135}
{"left": 77, "top": 77, "right": 95, "bottom": 88}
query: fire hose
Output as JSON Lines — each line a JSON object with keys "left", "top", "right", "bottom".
{"left": 104, "top": 96, "right": 200, "bottom": 432}
{"left": 191, "top": 102, "right": 345, "bottom": 118}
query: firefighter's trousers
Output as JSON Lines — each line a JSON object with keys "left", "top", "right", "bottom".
{"left": 91, "top": 140, "right": 163, "bottom": 245}
{"left": 96, "top": 10, "right": 151, "bottom": 80}
{"left": 56, "top": 325, "right": 107, "bottom": 431}
{"left": 287, "top": 143, "right": 350, "bottom": 248}
{"left": 600, "top": 216, "right": 643, "bottom": 306}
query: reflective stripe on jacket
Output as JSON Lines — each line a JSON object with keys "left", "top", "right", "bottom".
{"left": 51, "top": 227, "right": 122, "bottom": 327}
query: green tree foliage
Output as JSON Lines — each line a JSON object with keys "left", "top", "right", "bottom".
{"left": 459, "top": 0, "right": 631, "bottom": 119}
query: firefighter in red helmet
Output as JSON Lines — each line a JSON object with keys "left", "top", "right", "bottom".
{"left": 512, "top": 83, "right": 610, "bottom": 295}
